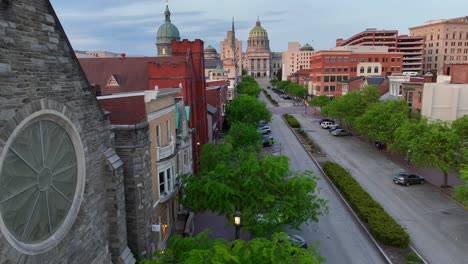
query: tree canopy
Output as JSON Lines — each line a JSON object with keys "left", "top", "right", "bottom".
{"left": 391, "top": 118, "right": 461, "bottom": 186}
{"left": 354, "top": 100, "right": 410, "bottom": 144}
{"left": 141, "top": 230, "right": 324, "bottom": 264}
{"left": 308, "top": 95, "right": 330, "bottom": 108}
{"left": 237, "top": 76, "right": 261, "bottom": 97}
{"left": 225, "top": 122, "right": 262, "bottom": 151}
{"left": 181, "top": 142, "right": 327, "bottom": 236}
{"left": 225, "top": 94, "right": 271, "bottom": 126}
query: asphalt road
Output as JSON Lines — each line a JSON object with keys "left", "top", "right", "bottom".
{"left": 292, "top": 114, "right": 468, "bottom": 264}
{"left": 268, "top": 114, "right": 386, "bottom": 264}
{"left": 256, "top": 78, "right": 386, "bottom": 263}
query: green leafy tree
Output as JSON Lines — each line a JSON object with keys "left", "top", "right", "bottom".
{"left": 354, "top": 100, "right": 410, "bottom": 144}
{"left": 225, "top": 94, "right": 271, "bottom": 126}
{"left": 181, "top": 143, "right": 327, "bottom": 236}
{"left": 237, "top": 76, "right": 261, "bottom": 97}
{"left": 241, "top": 68, "right": 247, "bottom": 76}
{"left": 225, "top": 122, "right": 262, "bottom": 151}
{"left": 454, "top": 161, "right": 468, "bottom": 207}
{"left": 308, "top": 95, "right": 330, "bottom": 109}
{"left": 391, "top": 118, "right": 461, "bottom": 186}
{"left": 141, "top": 230, "right": 324, "bottom": 264}
{"left": 321, "top": 96, "right": 349, "bottom": 124}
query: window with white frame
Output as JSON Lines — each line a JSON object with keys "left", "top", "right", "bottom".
{"left": 158, "top": 166, "right": 174, "bottom": 196}
{"left": 156, "top": 124, "right": 161, "bottom": 147}
{"left": 166, "top": 119, "right": 171, "bottom": 142}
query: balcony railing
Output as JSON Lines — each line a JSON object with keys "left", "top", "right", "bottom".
{"left": 157, "top": 136, "right": 175, "bottom": 161}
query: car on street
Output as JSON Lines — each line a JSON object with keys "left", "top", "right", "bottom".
{"left": 262, "top": 135, "right": 274, "bottom": 147}
{"left": 319, "top": 118, "right": 334, "bottom": 125}
{"left": 328, "top": 124, "right": 342, "bottom": 132}
{"left": 258, "top": 125, "right": 271, "bottom": 134}
{"left": 321, "top": 121, "right": 335, "bottom": 129}
{"left": 331, "top": 128, "right": 351, "bottom": 136}
{"left": 287, "top": 234, "right": 308, "bottom": 249}
{"left": 393, "top": 171, "right": 425, "bottom": 186}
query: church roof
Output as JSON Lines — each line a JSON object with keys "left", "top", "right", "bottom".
{"left": 156, "top": 4, "right": 180, "bottom": 44}
{"left": 249, "top": 17, "right": 268, "bottom": 38}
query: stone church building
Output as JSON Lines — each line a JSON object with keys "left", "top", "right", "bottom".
{"left": 0, "top": 0, "right": 132, "bottom": 263}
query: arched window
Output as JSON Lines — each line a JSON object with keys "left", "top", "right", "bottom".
{"left": 360, "top": 67, "right": 364, "bottom": 73}
{"left": 367, "top": 67, "right": 372, "bottom": 73}
{"left": 374, "top": 66, "right": 379, "bottom": 73}
{"left": 161, "top": 47, "right": 166, "bottom": 55}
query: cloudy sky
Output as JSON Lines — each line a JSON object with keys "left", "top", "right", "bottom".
{"left": 50, "top": 0, "right": 466, "bottom": 56}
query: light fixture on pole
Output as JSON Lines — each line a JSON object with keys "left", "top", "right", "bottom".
{"left": 234, "top": 211, "right": 241, "bottom": 240}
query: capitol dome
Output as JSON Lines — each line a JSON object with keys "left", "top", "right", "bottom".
{"left": 204, "top": 45, "right": 217, "bottom": 53}
{"left": 156, "top": 4, "right": 180, "bottom": 56}
{"left": 249, "top": 19, "right": 268, "bottom": 38}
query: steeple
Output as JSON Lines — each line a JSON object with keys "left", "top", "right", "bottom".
{"left": 256, "top": 16, "right": 261, "bottom": 27}
{"left": 231, "top": 17, "right": 236, "bottom": 49}
{"left": 164, "top": 0, "right": 171, "bottom": 22}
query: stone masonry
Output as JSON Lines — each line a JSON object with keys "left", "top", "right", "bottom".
{"left": 0, "top": 0, "right": 132, "bottom": 263}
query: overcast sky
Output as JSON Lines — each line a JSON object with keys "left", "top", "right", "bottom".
{"left": 50, "top": 0, "right": 467, "bottom": 56}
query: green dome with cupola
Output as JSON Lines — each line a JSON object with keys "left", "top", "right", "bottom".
{"left": 156, "top": 3, "right": 180, "bottom": 56}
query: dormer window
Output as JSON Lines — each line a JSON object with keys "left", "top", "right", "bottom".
{"left": 107, "top": 74, "right": 121, "bottom": 87}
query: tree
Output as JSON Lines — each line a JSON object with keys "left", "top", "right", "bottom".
{"left": 181, "top": 143, "right": 327, "bottom": 236}
{"left": 225, "top": 122, "right": 262, "bottom": 151}
{"left": 321, "top": 96, "right": 349, "bottom": 124}
{"left": 237, "top": 76, "right": 261, "bottom": 97}
{"left": 225, "top": 94, "right": 271, "bottom": 126}
{"left": 454, "top": 161, "right": 468, "bottom": 207}
{"left": 354, "top": 100, "right": 410, "bottom": 144}
{"left": 308, "top": 95, "right": 330, "bottom": 109}
{"left": 391, "top": 118, "right": 461, "bottom": 186}
{"left": 142, "top": 230, "right": 324, "bottom": 264}
{"left": 241, "top": 68, "right": 247, "bottom": 76}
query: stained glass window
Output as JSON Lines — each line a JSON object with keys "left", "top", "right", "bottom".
{"left": 0, "top": 120, "right": 77, "bottom": 244}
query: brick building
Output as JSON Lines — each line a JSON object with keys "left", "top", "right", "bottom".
{"left": 0, "top": 0, "right": 135, "bottom": 263}
{"left": 445, "top": 63, "right": 468, "bottom": 84}
{"left": 282, "top": 42, "right": 315, "bottom": 80}
{"left": 205, "top": 80, "right": 229, "bottom": 141}
{"left": 336, "top": 29, "right": 425, "bottom": 73}
{"left": 309, "top": 46, "right": 403, "bottom": 97}
{"left": 409, "top": 16, "right": 468, "bottom": 74}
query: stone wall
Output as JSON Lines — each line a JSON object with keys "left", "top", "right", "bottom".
{"left": 113, "top": 123, "right": 153, "bottom": 260}
{"left": 0, "top": 0, "right": 130, "bottom": 263}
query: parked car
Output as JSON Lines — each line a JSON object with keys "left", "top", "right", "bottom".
{"left": 287, "top": 234, "right": 308, "bottom": 249}
{"left": 258, "top": 125, "right": 271, "bottom": 134}
{"left": 267, "top": 86, "right": 271, "bottom": 89}
{"left": 328, "top": 124, "right": 342, "bottom": 132}
{"left": 393, "top": 171, "right": 425, "bottom": 186}
{"left": 319, "top": 118, "right": 334, "bottom": 125}
{"left": 331, "top": 128, "right": 352, "bottom": 136}
{"left": 262, "top": 135, "right": 274, "bottom": 147}
{"left": 321, "top": 121, "right": 335, "bottom": 129}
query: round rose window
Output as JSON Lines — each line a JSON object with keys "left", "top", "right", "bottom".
{"left": 0, "top": 114, "right": 84, "bottom": 254}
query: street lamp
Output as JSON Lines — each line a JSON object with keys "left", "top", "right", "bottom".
{"left": 407, "top": 150, "right": 411, "bottom": 166}
{"left": 234, "top": 211, "right": 241, "bottom": 240}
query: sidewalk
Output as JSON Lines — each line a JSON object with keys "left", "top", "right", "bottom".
{"left": 193, "top": 211, "right": 251, "bottom": 241}
{"left": 302, "top": 111, "right": 463, "bottom": 197}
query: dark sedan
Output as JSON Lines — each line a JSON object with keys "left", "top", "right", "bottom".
{"left": 393, "top": 171, "right": 425, "bottom": 186}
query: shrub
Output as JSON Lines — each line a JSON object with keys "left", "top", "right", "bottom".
{"left": 322, "top": 162, "right": 410, "bottom": 248}
{"left": 283, "top": 114, "right": 300, "bottom": 128}
{"left": 406, "top": 252, "right": 422, "bottom": 263}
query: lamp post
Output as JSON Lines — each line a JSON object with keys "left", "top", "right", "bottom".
{"left": 407, "top": 150, "right": 411, "bottom": 166}
{"left": 234, "top": 211, "right": 241, "bottom": 240}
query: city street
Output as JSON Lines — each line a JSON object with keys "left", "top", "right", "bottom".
{"left": 292, "top": 114, "right": 468, "bottom": 264}
{"left": 268, "top": 114, "right": 386, "bottom": 264}
{"left": 257, "top": 78, "right": 386, "bottom": 263}
{"left": 259, "top": 78, "right": 468, "bottom": 264}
